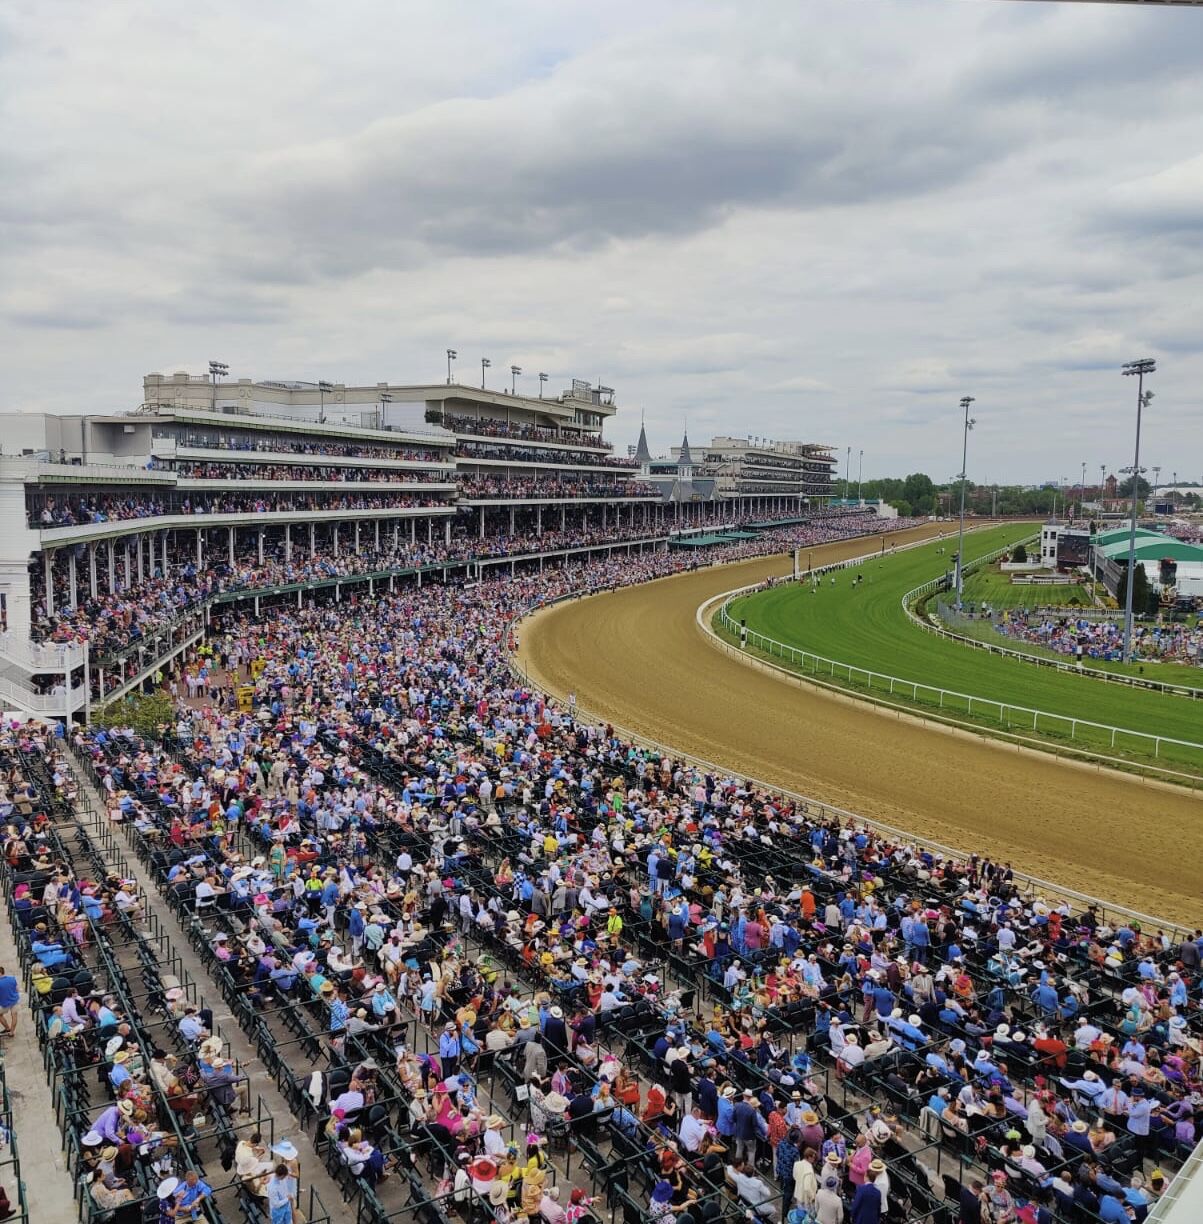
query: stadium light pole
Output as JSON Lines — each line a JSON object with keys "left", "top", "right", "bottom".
{"left": 446, "top": 349, "right": 457, "bottom": 385}
{"left": 378, "top": 390, "right": 392, "bottom": 431}
{"left": 1120, "top": 357, "right": 1156, "bottom": 663}
{"left": 1079, "top": 461, "right": 1086, "bottom": 517}
{"left": 480, "top": 357, "right": 491, "bottom": 389}
{"left": 857, "top": 448, "right": 864, "bottom": 503}
{"left": 538, "top": 372, "right": 548, "bottom": 398}
{"left": 954, "top": 396, "right": 976, "bottom": 609}
{"left": 208, "top": 360, "right": 228, "bottom": 412}
{"left": 317, "top": 379, "right": 334, "bottom": 425}
{"left": 510, "top": 364, "right": 522, "bottom": 395}
{"left": 1152, "top": 465, "right": 1162, "bottom": 511}
{"left": 844, "top": 446, "right": 851, "bottom": 501}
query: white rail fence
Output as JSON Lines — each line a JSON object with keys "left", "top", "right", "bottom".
{"left": 718, "top": 538, "right": 1203, "bottom": 773}
{"left": 505, "top": 595, "right": 1195, "bottom": 943}
{"left": 904, "top": 557, "right": 1203, "bottom": 701}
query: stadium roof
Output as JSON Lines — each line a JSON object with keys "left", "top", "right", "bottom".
{"left": 1096, "top": 537, "right": 1203, "bottom": 563}
{"left": 668, "top": 533, "right": 730, "bottom": 547}
{"left": 1092, "top": 526, "right": 1164, "bottom": 548}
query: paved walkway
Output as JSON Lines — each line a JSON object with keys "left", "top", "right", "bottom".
{"left": 0, "top": 896, "right": 78, "bottom": 1221}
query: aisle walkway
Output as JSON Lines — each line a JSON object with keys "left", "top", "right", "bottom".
{"left": 0, "top": 893, "right": 78, "bottom": 1221}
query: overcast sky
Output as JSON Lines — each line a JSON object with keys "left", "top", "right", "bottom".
{"left": 1, "top": 0, "right": 1200, "bottom": 484}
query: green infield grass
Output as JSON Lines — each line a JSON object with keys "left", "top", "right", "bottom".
{"left": 958, "top": 564, "right": 1091, "bottom": 610}
{"left": 721, "top": 524, "right": 1203, "bottom": 779}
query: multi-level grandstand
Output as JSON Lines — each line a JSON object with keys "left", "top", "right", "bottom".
{"left": 1, "top": 369, "right": 1199, "bottom": 1224}
{"left": 0, "top": 371, "right": 857, "bottom": 723}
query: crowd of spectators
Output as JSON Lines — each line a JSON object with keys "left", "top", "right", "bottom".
{"left": 52, "top": 525, "right": 1202, "bottom": 1224}
{"left": 172, "top": 462, "right": 450, "bottom": 485}
{"left": 31, "top": 490, "right": 450, "bottom": 529}
{"left": 31, "top": 511, "right": 914, "bottom": 662}
{"left": 458, "top": 475, "right": 659, "bottom": 500}
{"left": 170, "top": 433, "right": 449, "bottom": 463}
{"left": 443, "top": 416, "right": 612, "bottom": 451}
{"left": 995, "top": 615, "right": 1203, "bottom": 668}
{"left": 457, "top": 440, "right": 637, "bottom": 470}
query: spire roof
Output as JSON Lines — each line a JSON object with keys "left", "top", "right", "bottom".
{"left": 634, "top": 421, "right": 652, "bottom": 464}
{"left": 678, "top": 431, "right": 694, "bottom": 467}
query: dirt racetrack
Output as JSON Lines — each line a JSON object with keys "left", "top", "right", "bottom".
{"left": 517, "top": 523, "right": 1203, "bottom": 927}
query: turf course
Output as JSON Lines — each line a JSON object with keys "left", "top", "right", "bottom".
{"left": 959, "top": 564, "right": 1089, "bottom": 610}
{"left": 723, "top": 524, "right": 1203, "bottom": 778}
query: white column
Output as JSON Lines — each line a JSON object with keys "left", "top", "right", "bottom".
{"left": 107, "top": 539, "right": 116, "bottom": 594}
{"left": 257, "top": 529, "right": 264, "bottom": 564}
{"left": 44, "top": 550, "right": 55, "bottom": 616}
{"left": 354, "top": 520, "right": 361, "bottom": 555}
{"left": 88, "top": 543, "right": 98, "bottom": 599}
{"left": 479, "top": 507, "right": 485, "bottom": 539}
{"left": 68, "top": 550, "right": 77, "bottom": 609}
{"left": 196, "top": 529, "right": 203, "bottom": 567}
{"left": 228, "top": 526, "right": 235, "bottom": 565}
{"left": 374, "top": 520, "right": 380, "bottom": 550}
{"left": 333, "top": 524, "right": 340, "bottom": 556}
{"left": 285, "top": 524, "right": 292, "bottom": 563}
{"left": 309, "top": 522, "right": 316, "bottom": 558}
{"left": 508, "top": 506, "right": 515, "bottom": 534}
{"left": 124, "top": 543, "right": 132, "bottom": 588}
{"left": 444, "top": 519, "right": 451, "bottom": 544}
{"left": 536, "top": 506, "right": 542, "bottom": 537}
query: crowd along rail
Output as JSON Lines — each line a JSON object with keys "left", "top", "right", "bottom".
{"left": 713, "top": 536, "right": 1203, "bottom": 779}
{"left": 501, "top": 544, "right": 1195, "bottom": 945}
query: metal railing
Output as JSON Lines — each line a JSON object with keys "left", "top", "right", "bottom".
{"left": 921, "top": 595, "right": 1203, "bottom": 699}
{"left": 714, "top": 535, "right": 1203, "bottom": 775}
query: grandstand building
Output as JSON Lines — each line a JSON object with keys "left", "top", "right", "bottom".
{"left": 0, "top": 369, "right": 859, "bottom": 722}
{"left": 692, "top": 435, "right": 836, "bottom": 508}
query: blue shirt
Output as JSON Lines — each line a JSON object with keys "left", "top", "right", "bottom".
{"left": 0, "top": 976, "right": 19, "bottom": 1009}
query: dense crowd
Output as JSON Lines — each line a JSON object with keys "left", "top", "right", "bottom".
{"left": 458, "top": 475, "right": 659, "bottom": 500}
{"left": 32, "top": 490, "right": 450, "bottom": 528}
{"left": 4, "top": 506, "right": 1201, "bottom": 1224}
{"left": 457, "top": 440, "right": 638, "bottom": 470}
{"left": 443, "top": 416, "right": 612, "bottom": 451}
{"left": 171, "top": 462, "right": 451, "bottom": 485}
{"left": 32, "top": 512, "right": 914, "bottom": 667}
{"left": 996, "top": 615, "right": 1203, "bottom": 667}
{"left": 170, "top": 433, "right": 449, "bottom": 463}
{"left": 57, "top": 524, "right": 1202, "bottom": 1224}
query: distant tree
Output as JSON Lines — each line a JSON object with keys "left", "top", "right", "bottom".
{"left": 1116, "top": 475, "right": 1151, "bottom": 499}
{"left": 1115, "top": 563, "right": 1150, "bottom": 615}
{"left": 892, "top": 499, "right": 913, "bottom": 518}
{"left": 93, "top": 691, "right": 174, "bottom": 739}
{"left": 1012, "top": 543, "right": 1028, "bottom": 563}
{"left": 902, "top": 473, "right": 936, "bottom": 515}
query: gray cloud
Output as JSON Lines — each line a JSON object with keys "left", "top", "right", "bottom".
{"left": 0, "top": 0, "right": 1199, "bottom": 480}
